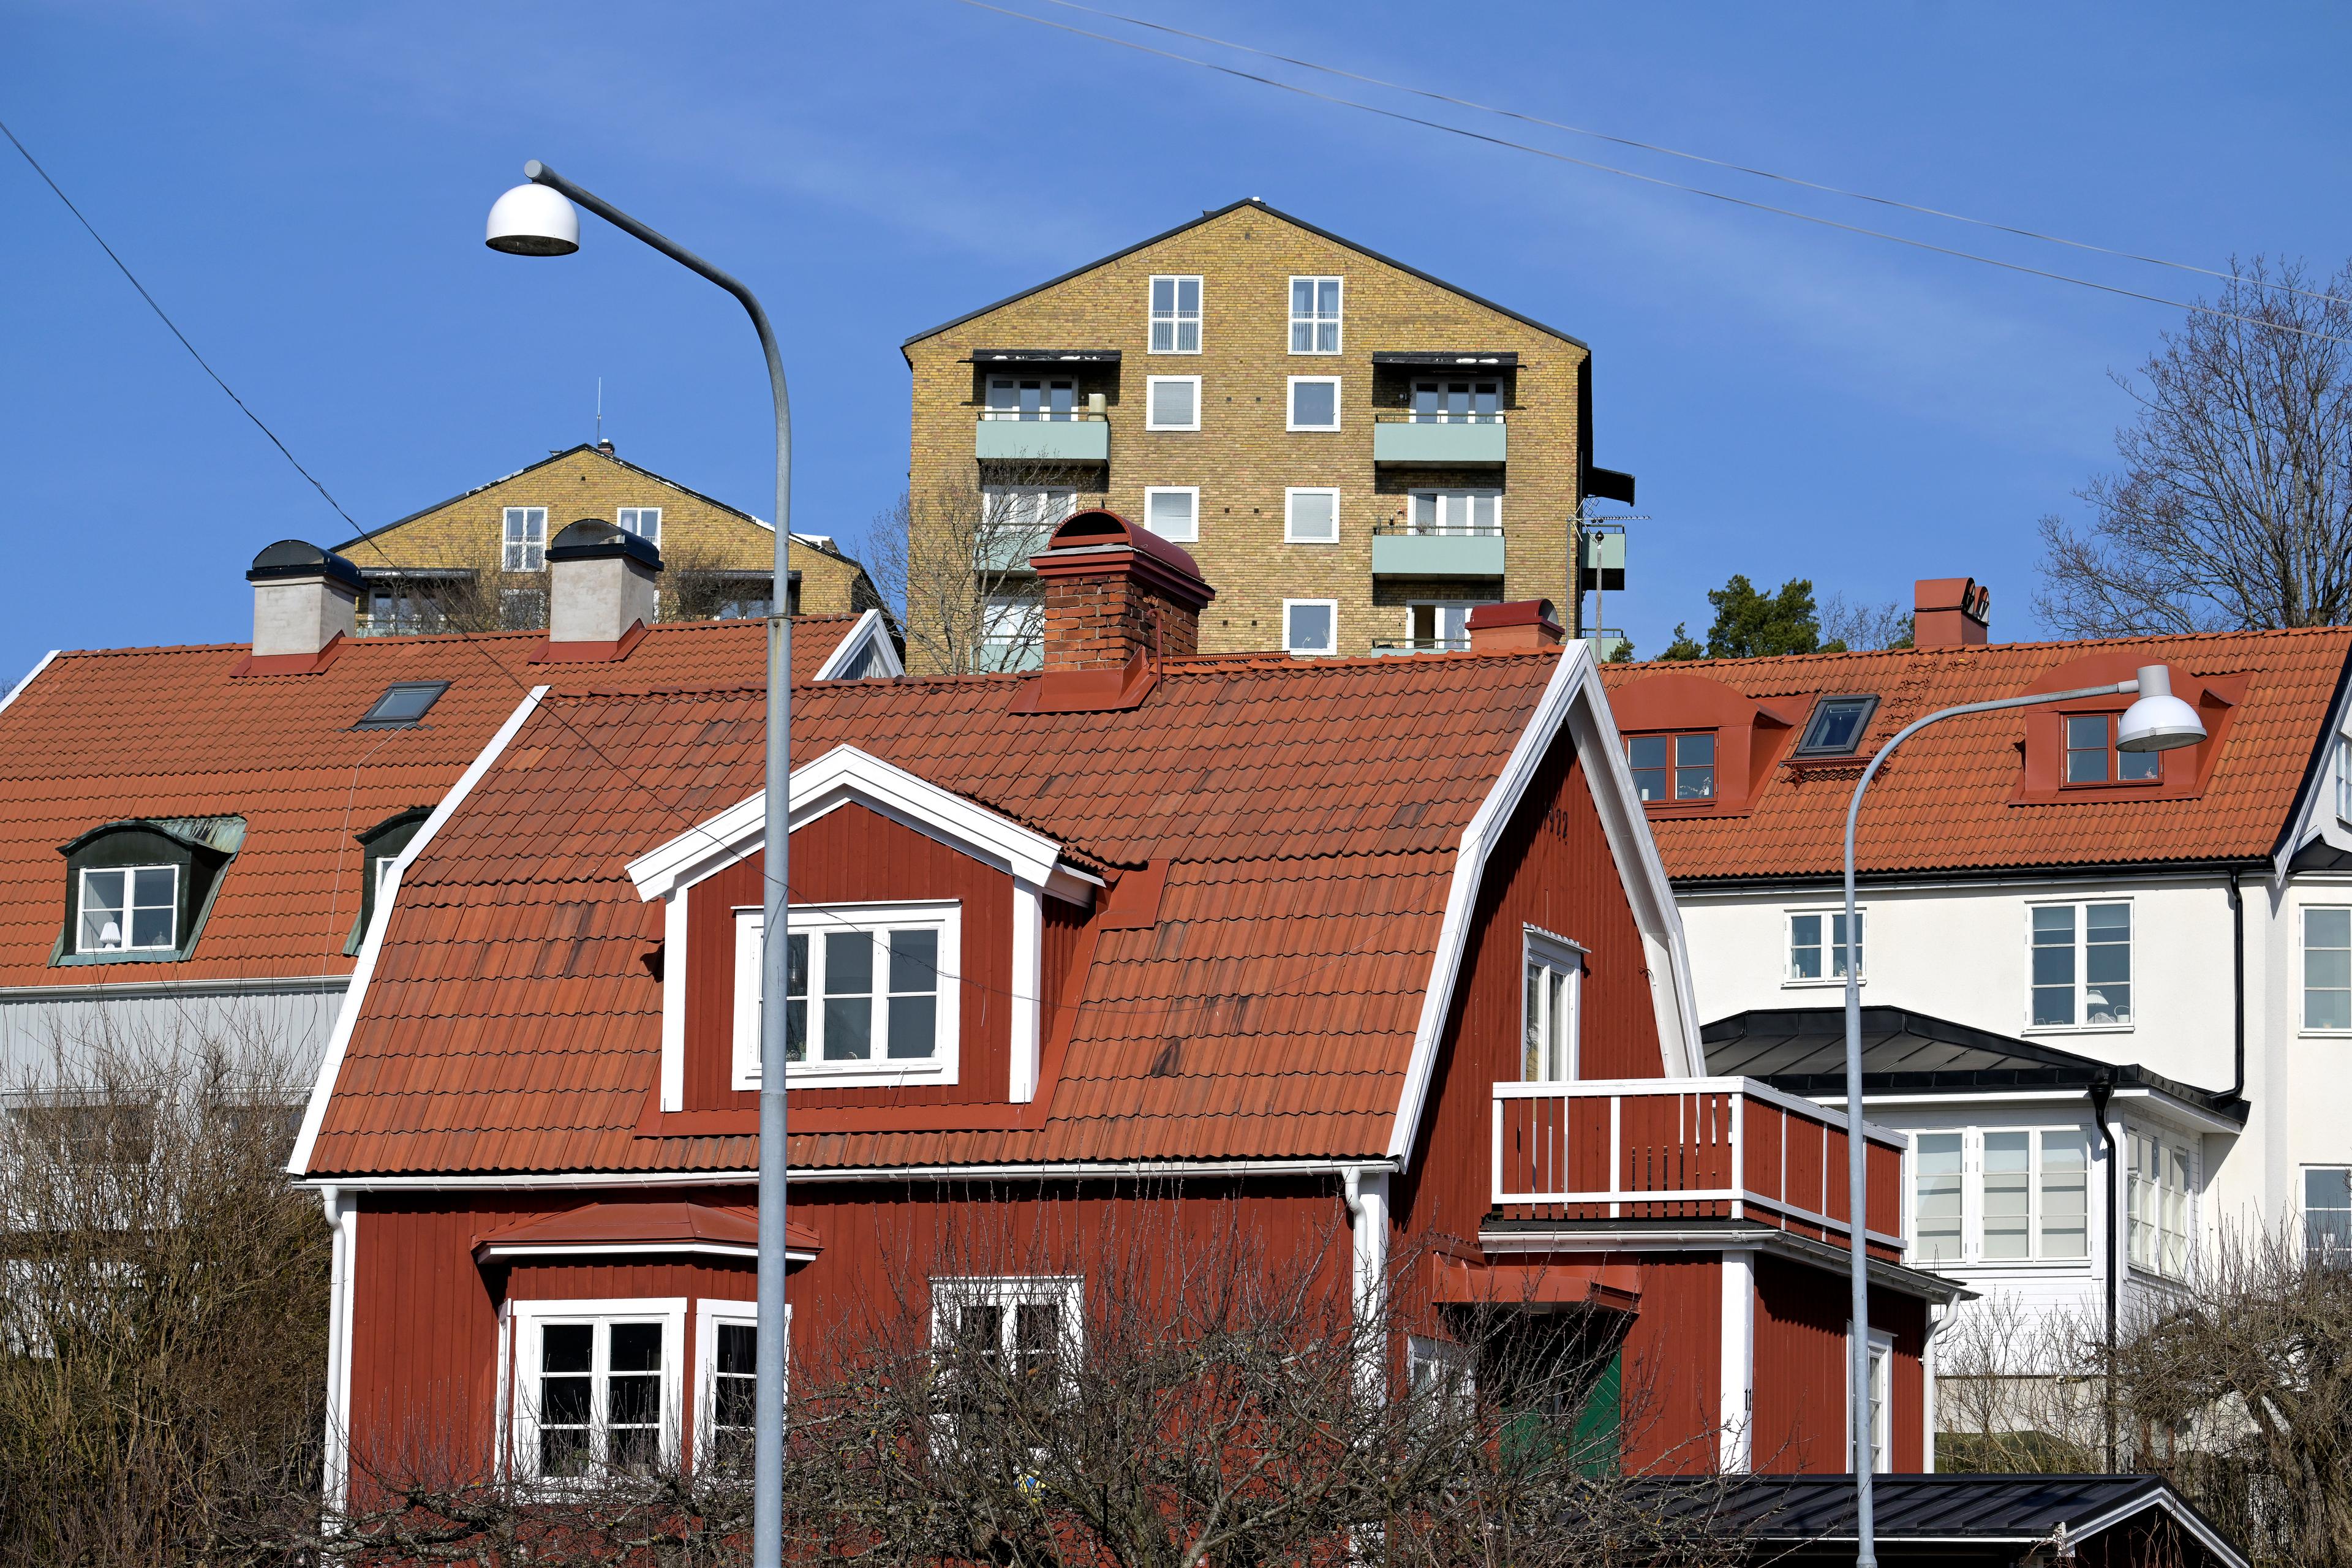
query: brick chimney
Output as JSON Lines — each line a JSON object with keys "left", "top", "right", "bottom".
{"left": 1028, "top": 509, "right": 1213, "bottom": 672}
{"left": 247, "top": 540, "right": 363, "bottom": 657}
{"left": 1914, "top": 577, "right": 1991, "bottom": 649}
{"left": 546, "top": 519, "right": 660, "bottom": 647}
{"left": 1466, "top": 599, "right": 1565, "bottom": 654}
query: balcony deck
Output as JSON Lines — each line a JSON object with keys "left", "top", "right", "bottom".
{"left": 975, "top": 416, "right": 1109, "bottom": 463}
{"left": 1370, "top": 526, "right": 1506, "bottom": 579}
{"left": 1373, "top": 415, "right": 1507, "bottom": 467}
{"left": 1491, "top": 1077, "right": 1905, "bottom": 1261}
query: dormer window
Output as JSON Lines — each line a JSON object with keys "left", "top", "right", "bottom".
{"left": 56, "top": 817, "right": 244, "bottom": 966}
{"left": 1627, "top": 733, "right": 1715, "bottom": 802}
{"left": 733, "top": 902, "right": 960, "bottom": 1088}
{"left": 2065, "top": 714, "right": 2160, "bottom": 785}
{"left": 1795, "top": 695, "right": 1879, "bottom": 758}
{"left": 80, "top": 865, "right": 176, "bottom": 952}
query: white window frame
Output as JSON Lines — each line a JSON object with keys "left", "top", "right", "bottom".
{"left": 1142, "top": 486, "right": 1201, "bottom": 544}
{"left": 502, "top": 507, "right": 548, "bottom": 572}
{"left": 2125, "top": 1125, "right": 2197, "bottom": 1280}
{"left": 1846, "top": 1323, "right": 1894, "bottom": 1474}
{"left": 1286, "top": 375, "right": 1343, "bottom": 432}
{"left": 1904, "top": 1125, "right": 2094, "bottom": 1268}
{"left": 2303, "top": 905, "right": 2352, "bottom": 1034}
{"left": 1520, "top": 927, "right": 1584, "bottom": 1084}
{"left": 1406, "top": 1335, "right": 1476, "bottom": 1414}
{"left": 75, "top": 864, "right": 178, "bottom": 954}
{"left": 2303, "top": 1165, "right": 2352, "bottom": 1265}
{"left": 1405, "top": 601, "right": 1483, "bottom": 653}
{"left": 2025, "top": 897, "right": 2135, "bottom": 1033}
{"left": 1283, "top": 486, "right": 1340, "bottom": 544}
{"left": 508, "top": 1297, "right": 687, "bottom": 1484}
{"left": 1785, "top": 907, "right": 1864, "bottom": 987}
{"left": 692, "top": 1297, "right": 783, "bottom": 1468}
{"left": 1144, "top": 374, "right": 1202, "bottom": 431}
{"left": 1406, "top": 489, "right": 1502, "bottom": 535}
{"left": 1148, "top": 274, "right": 1202, "bottom": 355}
{"left": 617, "top": 507, "right": 662, "bottom": 546}
{"left": 929, "top": 1276, "right": 1084, "bottom": 1379}
{"left": 1288, "top": 274, "right": 1343, "bottom": 355}
{"left": 984, "top": 374, "right": 1079, "bottom": 422}
{"left": 2335, "top": 734, "right": 2352, "bottom": 823}
{"left": 733, "top": 900, "right": 962, "bottom": 1090}
{"left": 1283, "top": 598, "right": 1339, "bottom": 657}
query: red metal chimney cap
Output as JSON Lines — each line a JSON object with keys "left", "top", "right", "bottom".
{"left": 1464, "top": 599, "right": 1560, "bottom": 632}
{"left": 1039, "top": 507, "right": 1207, "bottom": 582}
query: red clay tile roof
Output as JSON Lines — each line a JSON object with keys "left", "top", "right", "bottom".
{"left": 0, "top": 616, "right": 860, "bottom": 991}
{"left": 301, "top": 649, "right": 1567, "bottom": 1177}
{"left": 1599, "top": 628, "right": 2352, "bottom": 882}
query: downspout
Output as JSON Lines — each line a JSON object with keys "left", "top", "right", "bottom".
{"left": 2087, "top": 1078, "right": 2119, "bottom": 1471}
{"left": 2226, "top": 869, "right": 2247, "bottom": 1102}
{"left": 1341, "top": 1166, "right": 1390, "bottom": 1400}
{"left": 318, "top": 1186, "right": 349, "bottom": 1511}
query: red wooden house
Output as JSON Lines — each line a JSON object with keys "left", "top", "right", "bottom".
{"left": 290, "top": 510, "right": 1955, "bottom": 1505}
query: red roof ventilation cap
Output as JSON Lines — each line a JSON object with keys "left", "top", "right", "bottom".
{"left": 1466, "top": 599, "right": 1564, "bottom": 653}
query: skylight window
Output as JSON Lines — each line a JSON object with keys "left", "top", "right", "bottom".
{"left": 1795, "top": 695, "right": 1880, "bottom": 757}
{"left": 357, "top": 682, "right": 450, "bottom": 729}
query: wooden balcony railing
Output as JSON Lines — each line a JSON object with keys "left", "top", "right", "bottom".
{"left": 1491, "top": 1077, "right": 1906, "bottom": 1259}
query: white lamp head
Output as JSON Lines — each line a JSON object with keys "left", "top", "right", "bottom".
{"left": 486, "top": 180, "right": 579, "bottom": 257}
{"left": 2117, "top": 664, "right": 2206, "bottom": 753}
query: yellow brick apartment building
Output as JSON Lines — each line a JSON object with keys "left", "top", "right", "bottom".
{"left": 334, "top": 442, "right": 883, "bottom": 634}
{"left": 900, "top": 198, "right": 1634, "bottom": 669}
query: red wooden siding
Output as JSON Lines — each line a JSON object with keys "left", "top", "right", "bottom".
{"left": 683, "top": 802, "right": 1018, "bottom": 1110}
{"left": 1749, "top": 1256, "right": 1926, "bottom": 1474}
{"left": 1616, "top": 1254, "right": 1721, "bottom": 1475}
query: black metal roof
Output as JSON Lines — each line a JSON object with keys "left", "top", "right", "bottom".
{"left": 1368, "top": 350, "right": 1520, "bottom": 368}
{"left": 1703, "top": 1006, "right": 2246, "bottom": 1123}
{"left": 965, "top": 349, "right": 1123, "bottom": 364}
{"left": 1641, "top": 1474, "right": 2245, "bottom": 1567}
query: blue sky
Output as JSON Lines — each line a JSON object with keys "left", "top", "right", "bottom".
{"left": 4, "top": 1, "right": 2348, "bottom": 684}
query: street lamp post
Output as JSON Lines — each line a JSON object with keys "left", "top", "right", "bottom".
{"left": 487, "top": 162, "right": 795, "bottom": 1568}
{"left": 1838, "top": 664, "right": 2204, "bottom": 1564}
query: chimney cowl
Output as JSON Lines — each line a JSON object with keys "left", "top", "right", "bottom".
{"left": 546, "top": 518, "right": 662, "bottom": 649}
{"left": 1465, "top": 598, "right": 1564, "bottom": 653}
{"left": 247, "top": 539, "right": 364, "bottom": 591}
{"left": 246, "top": 540, "right": 362, "bottom": 659}
{"left": 1023, "top": 508, "right": 1213, "bottom": 685}
{"left": 1913, "top": 576, "right": 1992, "bottom": 649}
{"left": 549, "top": 518, "right": 661, "bottom": 570}
{"left": 595, "top": 437, "right": 616, "bottom": 455}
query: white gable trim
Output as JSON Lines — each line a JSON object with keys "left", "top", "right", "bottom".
{"left": 626, "top": 744, "right": 1063, "bottom": 900}
{"left": 0, "top": 649, "right": 58, "bottom": 720}
{"left": 289, "top": 686, "right": 551, "bottom": 1177}
{"left": 810, "top": 609, "right": 905, "bottom": 681}
{"left": 1383, "top": 644, "right": 1705, "bottom": 1169}
{"left": 2276, "top": 655, "right": 2352, "bottom": 882}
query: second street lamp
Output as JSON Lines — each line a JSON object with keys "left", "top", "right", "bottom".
{"left": 487, "top": 160, "right": 794, "bottom": 1568}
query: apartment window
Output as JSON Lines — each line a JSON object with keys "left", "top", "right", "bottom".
{"left": 502, "top": 507, "right": 547, "bottom": 571}
{"left": 1626, "top": 733, "right": 1714, "bottom": 803}
{"left": 1521, "top": 930, "right": 1582, "bottom": 1083}
{"left": 1408, "top": 490, "right": 1499, "bottom": 534}
{"left": 77, "top": 866, "right": 176, "bottom": 953}
{"left": 984, "top": 375, "right": 1078, "bottom": 422}
{"left": 733, "top": 902, "right": 960, "bottom": 1088}
{"left": 2306, "top": 908, "right": 2352, "bottom": 1030}
{"left": 1284, "top": 600, "right": 1337, "bottom": 656}
{"left": 1410, "top": 379, "right": 1502, "bottom": 423}
{"left": 1908, "top": 1128, "right": 2088, "bottom": 1265}
{"left": 1915, "top": 1134, "right": 1963, "bottom": 1265}
{"left": 1847, "top": 1327, "right": 1893, "bottom": 1474}
{"left": 1795, "top": 695, "right": 1880, "bottom": 758}
{"left": 978, "top": 588, "right": 1044, "bottom": 673}
{"left": 1145, "top": 375, "right": 1200, "bottom": 431}
{"left": 976, "top": 486, "right": 1077, "bottom": 573}
{"left": 1148, "top": 274, "right": 1202, "bottom": 353}
{"left": 617, "top": 507, "right": 662, "bottom": 545}
{"left": 2126, "top": 1128, "right": 2194, "bottom": 1278}
{"left": 1406, "top": 601, "right": 1483, "bottom": 653}
{"left": 2030, "top": 902, "right": 2132, "bottom": 1028}
{"left": 2064, "top": 713, "right": 2161, "bottom": 785}
{"left": 2307, "top": 1167, "right": 2352, "bottom": 1265}
{"left": 1289, "top": 275, "right": 1343, "bottom": 353}
{"left": 1284, "top": 487, "right": 1340, "bottom": 543}
{"left": 1787, "top": 910, "right": 1862, "bottom": 982}
{"left": 513, "top": 1300, "right": 684, "bottom": 1479}
{"left": 1287, "top": 375, "right": 1341, "bottom": 431}
{"left": 1143, "top": 487, "right": 1200, "bottom": 543}
{"left": 500, "top": 587, "right": 547, "bottom": 630}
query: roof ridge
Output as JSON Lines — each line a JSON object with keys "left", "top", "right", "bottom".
{"left": 1610, "top": 622, "right": 2352, "bottom": 676}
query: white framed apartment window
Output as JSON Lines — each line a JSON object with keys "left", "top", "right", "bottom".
{"left": 1283, "top": 599, "right": 1337, "bottom": 657}
{"left": 1284, "top": 486, "right": 1339, "bottom": 543}
{"left": 1286, "top": 375, "right": 1341, "bottom": 431}
{"left": 1148, "top": 274, "right": 1202, "bottom": 354}
{"left": 1786, "top": 908, "right": 1863, "bottom": 985}
{"left": 503, "top": 507, "right": 548, "bottom": 571}
{"left": 1145, "top": 375, "right": 1200, "bottom": 431}
{"left": 617, "top": 507, "right": 662, "bottom": 545}
{"left": 733, "top": 901, "right": 960, "bottom": 1089}
{"left": 1521, "top": 929, "right": 1583, "bottom": 1083}
{"left": 1289, "top": 274, "right": 1343, "bottom": 353}
{"left": 1847, "top": 1324, "right": 1894, "bottom": 1474}
{"left": 1908, "top": 1127, "right": 2090, "bottom": 1266}
{"left": 1406, "top": 601, "right": 1484, "bottom": 653}
{"left": 2304, "top": 907, "right": 2351, "bottom": 1031}
{"left": 1408, "top": 489, "right": 1500, "bottom": 534}
{"left": 2028, "top": 900, "right": 2132, "bottom": 1029}
{"left": 1410, "top": 379, "right": 1502, "bottom": 423}
{"left": 2337, "top": 734, "right": 2352, "bottom": 822}
{"left": 2305, "top": 1166, "right": 2352, "bottom": 1265}
{"left": 692, "top": 1298, "right": 781, "bottom": 1469}
{"left": 77, "top": 865, "right": 176, "bottom": 952}
{"left": 2126, "top": 1126, "right": 2195, "bottom": 1278}
{"left": 976, "top": 486, "right": 1077, "bottom": 572}
{"left": 984, "top": 375, "right": 1078, "bottom": 422}
{"left": 1142, "top": 486, "right": 1200, "bottom": 543}
{"left": 510, "top": 1298, "right": 686, "bottom": 1480}
{"left": 978, "top": 589, "right": 1044, "bottom": 673}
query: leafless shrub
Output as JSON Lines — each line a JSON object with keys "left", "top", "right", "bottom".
{"left": 1817, "top": 594, "right": 1913, "bottom": 652}
{"left": 0, "top": 1023, "right": 328, "bottom": 1566}
{"left": 661, "top": 537, "right": 777, "bottom": 625}
{"left": 865, "top": 459, "right": 1101, "bottom": 675}
{"left": 1932, "top": 1294, "right": 2107, "bottom": 1475}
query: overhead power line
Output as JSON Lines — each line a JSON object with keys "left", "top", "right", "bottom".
{"left": 1031, "top": 0, "right": 2352, "bottom": 312}
{"left": 945, "top": 0, "right": 2352, "bottom": 347}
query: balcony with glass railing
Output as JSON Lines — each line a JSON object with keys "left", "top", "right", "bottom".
{"left": 1370, "top": 522, "right": 1506, "bottom": 578}
{"left": 1372, "top": 394, "right": 1508, "bottom": 467}
{"left": 974, "top": 380, "right": 1110, "bottom": 464}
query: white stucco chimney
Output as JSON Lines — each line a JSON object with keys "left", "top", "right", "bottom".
{"left": 246, "top": 540, "right": 363, "bottom": 657}
{"left": 546, "top": 519, "right": 660, "bottom": 645}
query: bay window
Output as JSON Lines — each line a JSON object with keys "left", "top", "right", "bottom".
{"left": 511, "top": 1300, "right": 685, "bottom": 1479}
{"left": 2127, "top": 1128, "right": 2195, "bottom": 1278}
{"left": 1907, "top": 1127, "right": 2089, "bottom": 1266}
{"left": 734, "top": 902, "right": 960, "bottom": 1088}
{"left": 2030, "top": 902, "right": 2132, "bottom": 1028}
{"left": 694, "top": 1299, "right": 765, "bottom": 1470}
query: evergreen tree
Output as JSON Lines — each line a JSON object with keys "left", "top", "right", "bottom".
{"left": 1662, "top": 575, "right": 1844, "bottom": 660}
